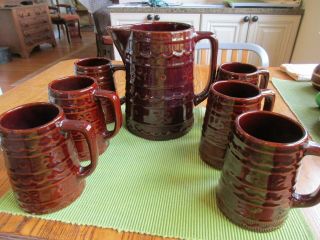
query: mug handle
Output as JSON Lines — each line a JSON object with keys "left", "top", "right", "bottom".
{"left": 258, "top": 69, "right": 270, "bottom": 89}
{"left": 111, "top": 64, "right": 126, "bottom": 105}
{"left": 193, "top": 31, "right": 219, "bottom": 106}
{"left": 94, "top": 89, "right": 122, "bottom": 139}
{"left": 292, "top": 141, "right": 320, "bottom": 208}
{"left": 59, "top": 119, "right": 98, "bottom": 179}
{"left": 260, "top": 89, "right": 275, "bottom": 111}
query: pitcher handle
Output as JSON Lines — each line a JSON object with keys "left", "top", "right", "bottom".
{"left": 59, "top": 119, "right": 98, "bottom": 179}
{"left": 94, "top": 89, "right": 122, "bottom": 139}
{"left": 292, "top": 141, "right": 320, "bottom": 208}
{"left": 111, "top": 64, "right": 126, "bottom": 104}
{"left": 260, "top": 89, "right": 275, "bottom": 111}
{"left": 193, "top": 31, "right": 219, "bottom": 106}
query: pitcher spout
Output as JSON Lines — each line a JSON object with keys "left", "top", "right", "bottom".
{"left": 107, "top": 25, "right": 132, "bottom": 63}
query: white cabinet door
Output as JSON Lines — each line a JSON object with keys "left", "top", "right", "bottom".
{"left": 247, "top": 15, "right": 301, "bottom": 66}
{"left": 154, "top": 13, "right": 201, "bottom": 30}
{"left": 110, "top": 12, "right": 153, "bottom": 60}
{"left": 201, "top": 14, "right": 249, "bottom": 43}
{"left": 110, "top": 12, "right": 153, "bottom": 25}
{"left": 200, "top": 14, "right": 249, "bottom": 64}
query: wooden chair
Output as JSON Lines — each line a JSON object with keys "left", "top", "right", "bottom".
{"left": 92, "top": 4, "right": 114, "bottom": 59}
{"left": 196, "top": 42, "right": 270, "bottom": 67}
{"left": 49, "top": 3, "right": 82, "bottom": 44}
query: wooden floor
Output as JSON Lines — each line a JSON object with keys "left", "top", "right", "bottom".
{"left": 0, "top": 29, "right": 97, "bottom": 93}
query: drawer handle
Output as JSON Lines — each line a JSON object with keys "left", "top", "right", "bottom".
{"left": 154, "top": 15, "right": 160, "bottom": 21}
{"left": 243, "top": 16, "right": 250, "bottom": 22}
{"left": 147, "top": 14, "right": 153, "bottom": 20}
{"left": 252, "top": 16, "right": 259, "bottom": 22}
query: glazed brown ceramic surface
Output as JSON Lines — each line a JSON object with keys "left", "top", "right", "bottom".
{"left": 199, "top": 80, "right": 275, "bottom": 169}
{"left": 108, "top": 22, "right": 218, "bottom": 140}
{"left": 0, "top": 102, "right": 98, "bottom": 214}
{"left": 217, "top": 62, "right": 269, "bottom": 89}
{"left": 216, "top": 111, "right": 320, "bottom": 232}
{"left": 48, "top": 76, "right": 122, "bottom": 161}
{"left": 74, "top": 57, "right": 125, "bottom": 123}
{"left": 311, "top": 64, "right": 320, "bottom": 90}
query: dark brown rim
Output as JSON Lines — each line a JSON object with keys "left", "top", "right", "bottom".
{"left": 211, "top": 80, "right": 261, "bottom": 102}
{"left": 74, "top": 57, "right": 111, "bottom": 69}
{"left": 219, "top": 62, "right": 258, "bottom": 76}
{"left": 235, "top": 110, "right": 308, "bottom": 147}
{"left": 48, "top": 75, "right": 97, "bottom": 96}
{"left": 0, "top": 102, "right": 63, "bottom": 133}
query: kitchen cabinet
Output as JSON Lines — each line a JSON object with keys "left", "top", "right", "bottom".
{"left": 201, "top": 14, "right": 301, "bottom": 66}
{"left": 110, "top": 11, "right": 301, "bottom": 66}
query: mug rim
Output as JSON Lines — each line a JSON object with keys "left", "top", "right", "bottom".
{"left": 48, "top": 75, "right": 97, "bottom": 96}
{"left": 235, "top": 110, "right": 308, "bottom": 147}
{"left": 0, "top": 102, "right": 63, "bottom": 133}
{"left": 211, "top": 80, "right": 261, "bottom": 102}
{"left": 74, "top": 57, "right": 111, "bottom": 69}
{"left": 219, "top": 62, "right": 258, "bottom": 76}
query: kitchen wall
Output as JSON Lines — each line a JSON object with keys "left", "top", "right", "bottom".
{"left": 291, "top": 0, "right": 320, "bottom": 63}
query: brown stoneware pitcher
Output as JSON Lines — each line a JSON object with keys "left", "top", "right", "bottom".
{"left": 74, "top": 57, "right": 126, "bottom": 123}
{"left": 107, "top": 22, "right": 218, "bottom": 140}
{"left": 217, "top": 62, "right": 269, "bottom": 89}
{"left": 199, "top": 80, "right": 275, "bottom": 169}
{"left": 217, "top": 111, "right": 320, "bottom": 232}
{"left": 0, "top": 102, "right": 98, "bottom": 214}
{"left": 48, "top": 76, "right": 122, "bottom": 161}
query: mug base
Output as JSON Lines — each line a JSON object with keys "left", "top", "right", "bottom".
{"left": 199, "top": 142, "right": 224, "bottom": 170}
{"left": 19, "top": 181, "right": 85, "bottom": 215}
{"left": 216, "top": 194, "right": 285, "bottom": 232}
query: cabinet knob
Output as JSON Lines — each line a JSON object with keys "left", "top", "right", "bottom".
{"left": 252, "top": 16, "right": 259, "bottom": 22}
{"left": 154, "top": 15, "right": 160, "bottom": 21}
{"left": 243, "top": 16, "right": 250, "bottom": 22}
{"left": 147, "top": 14, "right": 153, "bottom": 20}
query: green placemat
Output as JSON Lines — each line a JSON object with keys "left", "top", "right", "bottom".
{"left": 0, "top": 108, "right": 314, "bottom": 239}
{"left": 272, "top": 78, "right": 320, "bottom": 142}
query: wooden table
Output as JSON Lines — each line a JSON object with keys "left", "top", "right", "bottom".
{"left": 0, "top": 60, "right": 319, "bottom": 239}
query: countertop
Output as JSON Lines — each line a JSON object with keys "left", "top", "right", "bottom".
{"left": 107, "top": 3, "right": 304, "bottom": 15}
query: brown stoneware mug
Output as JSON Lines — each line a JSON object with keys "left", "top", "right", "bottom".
{"left": 74, "top": 57, "right": 126, "bottom": 123}
{"left": 217, "top": 62, "right": 269, "bottom": 89}
{"left": 48, "top": 75, "right": 122, "bottom": 161}
{"left": 217, "top": 110, "right": 320, "bottom": 232}
{"left": 199, "top": 80, "right": 275, "bottom": 169}
{"left": 0, "top": 102, "right": 98, "bottom": 214}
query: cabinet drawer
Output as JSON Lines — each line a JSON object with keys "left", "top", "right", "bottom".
{"left": 15, "top": 6, "right": 47, "bottom": 18}
{"left": 24, "top": 33, "right": 53, "bottom": 46}
{"left": 22, "top": 25, "right": 51, "bottom": 38}
{"left": 33, "top": 6, "right": 48, "bottom": 16}
{"left": 15, "top": 8, "right": 34, "bottom": 18}
{"left": 19, "top": 16, "right": 49, "bottom": 28}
